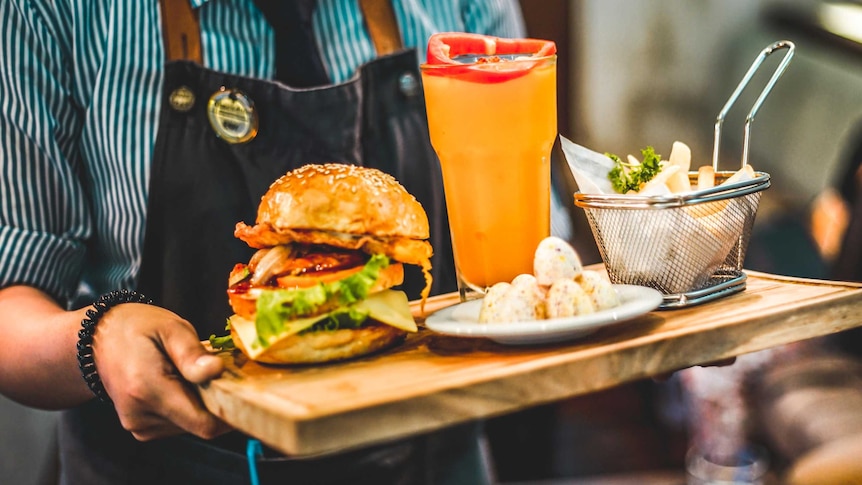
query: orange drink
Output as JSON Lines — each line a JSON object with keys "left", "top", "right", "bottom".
{"left": 421, "top": 33, "right": 557, "bottom": 297}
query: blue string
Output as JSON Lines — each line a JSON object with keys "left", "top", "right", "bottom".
{"left": 246, "top": 438, "right": 263, "bottom": 485}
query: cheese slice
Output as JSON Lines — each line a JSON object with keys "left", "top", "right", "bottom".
{"left": 354, "top": 289, "right": 417, "bottom": 333}
{"left": 229, "top": 289, "right": 417, "bottom": 360}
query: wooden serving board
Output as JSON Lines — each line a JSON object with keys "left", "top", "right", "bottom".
{"left": 198, "top": 270, "right": 862, "bottom": 457}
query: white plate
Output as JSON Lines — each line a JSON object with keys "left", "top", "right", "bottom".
{"left": 424, "top": 285, "right": 663, "bottom": 345}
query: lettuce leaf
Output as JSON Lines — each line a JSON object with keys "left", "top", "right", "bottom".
{"left": 208, "top": 320, "right": 235, "bottom": 350}
{"left": 254, "top": 254, "right": 389, "bottom": 346}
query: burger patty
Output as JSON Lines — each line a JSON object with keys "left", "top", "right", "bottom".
{"left": 240, "top": 244, "right": 367, "bottom": 287}
{"left": 259, "top": 245, "right": 365, "bottom": 279}
{"left": 278, "top": 249, "right": 365, "bottom": 276}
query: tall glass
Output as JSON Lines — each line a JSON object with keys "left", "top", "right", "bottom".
{"left": 421, "top": 51, "right": 557, "bottom": 300}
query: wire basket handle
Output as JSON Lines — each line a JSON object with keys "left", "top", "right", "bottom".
{"left": 712, "top": 40, "right": 795, "bottom": 170}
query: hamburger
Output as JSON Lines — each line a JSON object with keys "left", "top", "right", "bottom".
{"left": 223, "top": 163, "right": 433, "bottom": 364}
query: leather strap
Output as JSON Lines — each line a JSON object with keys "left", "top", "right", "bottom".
{"left": 158, "top": 0, "right": 399, "bottom": 64}
{"left": 359, "top": 0, "right": 403, "bottom": 55}
{"left": 159, "top": 0, "right": 203, "bottom": 63}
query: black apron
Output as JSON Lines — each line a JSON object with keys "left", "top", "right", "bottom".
{"left": 58, "top": 1, "right": 471, "bottom": 484}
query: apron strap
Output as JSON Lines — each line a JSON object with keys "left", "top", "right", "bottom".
{"left": 359, "top": 0, "right": 404, "bottom": 56}
{"left": 159, "top": 0, "right": 203, "bottom": 64}
{"left": 253, "top": 0, "right": 330, "bottom": 87}
{"left": 158, "top": 0, "right": 402, "bottom": 73}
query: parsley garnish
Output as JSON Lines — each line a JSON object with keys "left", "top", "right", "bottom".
{"left": 607, "top": 146, "right": 663, "bottom": 193}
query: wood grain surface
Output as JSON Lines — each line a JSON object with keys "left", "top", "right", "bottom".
{"left": 198, "top": 270, "right": 862, "bottom": 457}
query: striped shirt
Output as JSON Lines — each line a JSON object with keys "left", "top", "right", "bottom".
{"left": 0, "top": 0, "right": 566, "bottom": 307}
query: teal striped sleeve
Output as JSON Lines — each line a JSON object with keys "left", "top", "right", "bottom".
{"left": 461, "top": 0, "right": 526, "bottom": 37}
{"left": 0, "top": 1, "right": 90, "bottom": 304}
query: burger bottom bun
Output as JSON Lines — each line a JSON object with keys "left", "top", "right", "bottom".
{"left": 232, "top": 322, "right": 406, "bottom": 365}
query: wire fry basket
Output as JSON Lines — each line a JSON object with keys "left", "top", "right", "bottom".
{"left": 574, "top": 40, "right": 795, "bottom": 309}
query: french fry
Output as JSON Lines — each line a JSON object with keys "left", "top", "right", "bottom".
{"left": 721, "top": 164, "right": 756, "bottom": 186}
{"left": 668, "top": 141, "right": 692, "bottom": 172}
{"left": 697, "top": 166, "right": 715, "bottom": 190}
{"left": 641, "top": 163, "right": 680, "bottom": 193}
{"left": 667, "top": 141, "right": 692, "bottom": 193}
{"left": 692, "top": 164, "right": 755, "bottom": 217}
{"left": 667, "top": 169, "right": 692, "bottom": 193}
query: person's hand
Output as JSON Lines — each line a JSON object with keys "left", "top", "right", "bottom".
{"left": 91, "top": 303, "right": 231, "bottom": 441}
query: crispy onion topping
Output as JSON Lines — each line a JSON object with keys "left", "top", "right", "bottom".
{"left": 250, "top": 245, "right": 294, "bottom": 286}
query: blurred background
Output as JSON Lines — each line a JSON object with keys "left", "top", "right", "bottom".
{"left": 485, "top": 0, "right": 862, "bottom": 483}
{"left": 532, "top": 0, "right": 862, "bottom": 271}
{"left": 548, "top": 0, "right": 862, "bottom": 207}
{"left": 4, "top": 0, "right": 862, "bottom": 483}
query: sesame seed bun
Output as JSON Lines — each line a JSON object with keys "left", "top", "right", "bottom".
{"left": 257, "top": 163, "right": 429, "bottom": 240}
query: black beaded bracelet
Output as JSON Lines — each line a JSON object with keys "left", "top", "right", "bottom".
{"left": 76, "top": 289, "right": 152, "bottom": 402}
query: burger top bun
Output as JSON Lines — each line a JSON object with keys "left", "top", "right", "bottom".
{"left": 257, "top": 163, "right": 429, "bottom": 239}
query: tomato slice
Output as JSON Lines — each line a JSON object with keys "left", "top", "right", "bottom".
{"left": 423, "top": 32, "right": 556, "bottom": 83}
{"left": 275, "top": 266, "right": 364, "bottom": 289}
